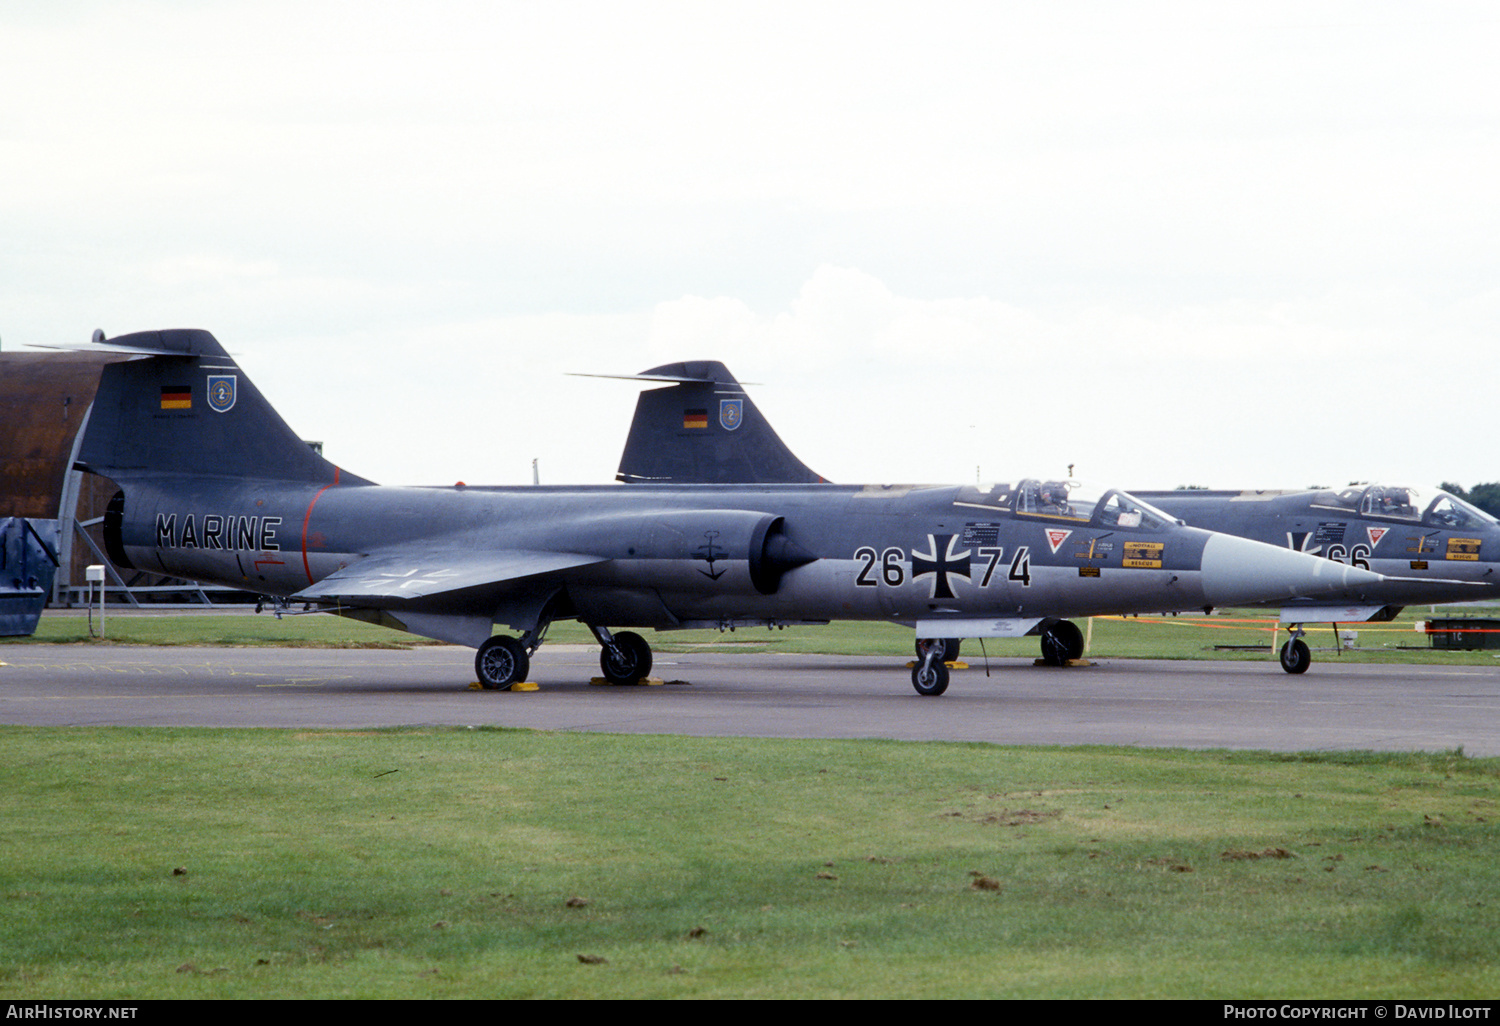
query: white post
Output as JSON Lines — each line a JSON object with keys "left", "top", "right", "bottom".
{"left": 86, "top": 565, "right": 105, "bottom": 637}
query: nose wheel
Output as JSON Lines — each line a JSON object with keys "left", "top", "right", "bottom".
{"left": 1279, "top": 632, "right": 1311, "bottom": 674}
{"left": 911, "top": 638, "right": 951, "bottom": 696}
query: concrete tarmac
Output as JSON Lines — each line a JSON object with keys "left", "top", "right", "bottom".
{"left": 3, "top": 642, "right": 1498, "bottom": 754}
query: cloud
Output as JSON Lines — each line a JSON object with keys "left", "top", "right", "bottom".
{"left": 6, "top": 3, "right": 1496, "bottom": 495}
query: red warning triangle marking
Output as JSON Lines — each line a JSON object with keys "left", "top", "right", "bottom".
{"left": 1045, "top": 529, "right": 1072, "bottom": 554}
{"left": 1367, "top": 526, "right": 1388, "bottom": 548}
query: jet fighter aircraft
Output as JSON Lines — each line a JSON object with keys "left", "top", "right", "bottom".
{"left": 1133, "top": 486, "right": 1499, "bottom": 672}
{"left": 61, "top": 331, "right": 1387, "bottom": 695}
{"left": 609, "top": 362, "right": 1495, "bottom": 674}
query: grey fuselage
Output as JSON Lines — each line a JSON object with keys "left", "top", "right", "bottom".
{"left": 117, "top": 475, "right": 1236, "bottom": 634}
{"left": 1137, "top": 486, "right": 1500, "bottom": 610}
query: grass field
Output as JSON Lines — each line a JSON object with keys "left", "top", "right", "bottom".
{"left": 2, "top": 728, "right": 1498, "bottom": 999}
{"left": 6, "top": 607, "right": 1500, "bottom": 998}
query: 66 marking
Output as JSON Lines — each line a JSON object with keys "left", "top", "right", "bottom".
{"left": 1325, "top": 543, "right": 1371, "bottom": 571}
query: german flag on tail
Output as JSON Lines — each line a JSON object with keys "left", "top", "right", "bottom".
{"left": 160, "top": 385, "right": 192, "bottom": 410}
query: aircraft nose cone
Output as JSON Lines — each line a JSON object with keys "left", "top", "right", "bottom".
{"left": 1199, "top": 532, "right": 1386, "bottom": 607}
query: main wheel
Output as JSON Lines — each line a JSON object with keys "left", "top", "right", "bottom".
{"left": 599, "top": 630, "right": 653, "bottom": 684}
{"left": 1279, "top": 638, "right": 1311, "bottom": 674}
{"left": 914, "top": 638, "right": 961, "bottom": 663}
{"left": 476, "top": 635, "right": 529, "bottom": 689}
{"left": 1040, "top": 621, "right": 1085, "bottom": 666}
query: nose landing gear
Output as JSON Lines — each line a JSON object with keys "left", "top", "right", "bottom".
{"left": 1279, "top": 625, "right": 1311, "bottom": 674}
{"left": 911, "top": 637, "right": 951, "bottom": 696}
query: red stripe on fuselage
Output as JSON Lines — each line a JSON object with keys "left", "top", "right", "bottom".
{"left": 300, "top": 468, "right": 343, "bottom": 586}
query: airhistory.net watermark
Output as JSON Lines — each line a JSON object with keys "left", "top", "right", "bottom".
{"left": 5, "top": 1008, "right": 138, "bottom": 1020}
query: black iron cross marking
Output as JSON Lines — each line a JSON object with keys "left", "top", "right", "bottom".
{"left": 910, "top": 533, "right": 972, "bottom": 599}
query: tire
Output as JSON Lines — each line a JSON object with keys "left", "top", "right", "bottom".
{"left": 914, "top": 638, "right": 961, "bottom": 663}
{"left": 1040, "top": 621, "right": 1084, "bottom": 666}
{"left": 600, "top": 630, "right": 653, "bottom": 684}
{"left": 476, "top": 636, "right": 529, "bottom": 689}
{"left": 911, "top": 657, "right": 950, "bottom": 696}
{"left": 911, "top": 638, "right": 951, "bottom": 696}
{"left": 1279, "top": 639, "right": 1311, "bottom": 674}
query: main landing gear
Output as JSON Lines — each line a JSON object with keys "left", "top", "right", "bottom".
{"left": 914, "top": 638, "right": 962, "bottom": 664}
{"left": 475, "top": 635, "right": 530, "bottom": 689}
{"left": 473, "top": 624, "right": 658, "bottom": 690}
{"left": 592, "top": 625, "right": 653, "bottom": 685}
{"left": 474, "top": 621, "right": 552, "bottom": 690}
{"left": 1039, "top": 620, "right": 1085, "bottom": 667}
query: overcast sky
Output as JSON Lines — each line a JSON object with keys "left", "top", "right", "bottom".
{"left": 6, "top": 1, "right": 1497, "bottom": 492}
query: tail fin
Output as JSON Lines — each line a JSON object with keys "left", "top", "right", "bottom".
{"left": 76, "top": 329, "right": 371, "bottom": 485}
{"left": 611, "top": 360, "right": 826, "bottom": 485}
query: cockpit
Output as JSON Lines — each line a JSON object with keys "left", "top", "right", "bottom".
{"left": 956, "top": 480, "right": 1178, "bottom": 530}
{"left": 1328, "top": 484, "right": 1496, "bottom": 530}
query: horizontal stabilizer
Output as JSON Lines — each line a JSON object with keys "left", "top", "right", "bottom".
{"left": 30, "top": 329, "right": 232, "bottom": 358}
{"left": 28, "top": 341, "right": 202, "bottom": 357}
{"left": 570, "top": 364, "right": 760, "bottom": 386}
{"left": 292, "top": 547, "right": 604, "bottom": 603}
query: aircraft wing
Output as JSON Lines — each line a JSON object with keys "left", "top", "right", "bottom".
{"left": 291, "top": 547, "right": 605, "bottom": 604}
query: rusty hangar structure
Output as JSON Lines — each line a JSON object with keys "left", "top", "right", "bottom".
{"left": 1, "top": 346, "right": 218, "bottom": 606}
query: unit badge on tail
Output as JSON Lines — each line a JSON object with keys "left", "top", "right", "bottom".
{"left": 719, "top": 398, "right": 743, "bottom": 431}
{"left": 207, "top": 375, "right": 237, "bottom": 413}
